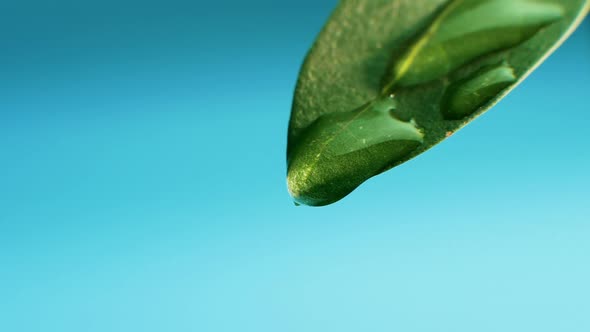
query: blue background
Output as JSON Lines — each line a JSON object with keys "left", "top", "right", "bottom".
{"left": 1, "top": 1, "right": 589, "bottom": 331}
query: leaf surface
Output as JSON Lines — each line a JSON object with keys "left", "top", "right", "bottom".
{"left": 287, "top": 0, "right": 590, "bottom": 206}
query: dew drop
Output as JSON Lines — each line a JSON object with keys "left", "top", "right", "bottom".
{"left": 287, "top": 97, "right": 424, "bottom": 206}
{"left": 441, "top": 63, "right": 517, "bottom": 120}
{"left": 385, "top": 0, "right": 563, "bottom": 88}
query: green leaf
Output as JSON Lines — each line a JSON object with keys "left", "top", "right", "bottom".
{"left": 287, "top": 0, "right": 589, "bottom": 207}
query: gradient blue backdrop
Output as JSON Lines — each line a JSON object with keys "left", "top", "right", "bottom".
{"left": 1, "top": 1, "right": 589, "bottom": 331}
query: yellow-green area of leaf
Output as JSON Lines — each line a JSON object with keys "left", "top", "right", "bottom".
{"left": 287, "top": 0, "right": 590, "bottom": 206}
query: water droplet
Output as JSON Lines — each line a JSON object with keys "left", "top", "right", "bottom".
{"left": 287, "top": 97, "right": 424, "bottom": 206}
{"left": 441, "top": 63, "right": 517, "bottom": 120}
{"left": 385, "top": 0, "right": 563, "bottom": 88}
